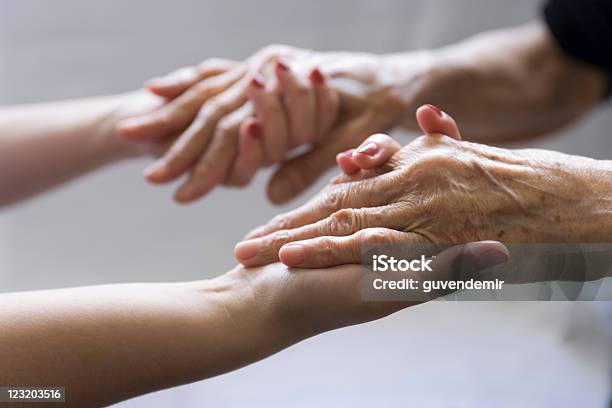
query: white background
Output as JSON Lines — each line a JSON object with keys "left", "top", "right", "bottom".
{"left": 0, "top": 0, "right": 610, "bottom": 406}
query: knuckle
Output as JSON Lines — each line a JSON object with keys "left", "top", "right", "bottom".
{"left": 193, "top": 162, "right": 213, "bottom": 179}
{"left": 359, "top": 228, "right": 390, "bottom": 246}
{"left": 313, "top": 240, "right": 337, "bottom": 264}
{"left": 268, "top": 229, "right": 291, "bottom": 248}
{"left": 216, "top": 117, "right": 235, "bottom": 136}
{"left": 193, "top": 80, "right": 213, "bottom": 96}
{"left": 198, "top": 58, "right": 226, "bottom": 70}
{"left": 320, "top": 186, "right": 346, "bottom": 212}
{"left": 270, "top": 214, "right": 292, "bottom": 231}
{"left": 328, "top": 208, "right": 359, "bottom": 236}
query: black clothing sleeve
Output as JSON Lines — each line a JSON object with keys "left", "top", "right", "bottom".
{"left": 543, "top": 0, "right": 612, "bottom": 98}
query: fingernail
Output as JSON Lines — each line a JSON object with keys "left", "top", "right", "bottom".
{"left": 280, "top": 243, "right": 306, "bottom": 266}
{"left": 235, "top": 239, "right": 264, "bottom": 261}
{"left": 276, "top": 58, "right": 290, "bottom": 72}
{"left": 309, "top": 68, "right": 325, "bottom": 85}
{"left": 425, "top": 104, "right": 444, "bottom": 117}
{"left": 356, "top": 142, "right": 379, "bottom": 156}
{"left": 248, "top": 122, "right": 262, "bottom": 140}
{"left": 251, "top": 74, "right": 265, "bottom": 89}
{"left": 477, "top": 249, "right": 509, "bottom": 270}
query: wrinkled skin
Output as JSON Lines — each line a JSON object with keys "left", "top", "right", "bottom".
{"left": 236, "top": 133, "right": 612, "bottom": 268}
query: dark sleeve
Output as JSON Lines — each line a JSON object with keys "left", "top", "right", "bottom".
{"left": 543, "top": 0, "right": 612, "bottom": 99}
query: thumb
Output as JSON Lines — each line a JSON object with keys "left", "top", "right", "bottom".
{"left": 268, "top": 114, "right": 383, "bottom": 205}
{"left": 147, "top": 58, "right": 236, "bottom": 99}
{"left": 267, "top": 144, "right": 336, "bottom": 205}
{"left": 416, "top": 104, "right": 462, "bottom": 140}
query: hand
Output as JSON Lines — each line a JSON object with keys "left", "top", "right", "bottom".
{"left": 235, "top": 105, "right": 612, "bottom": 268}
{"left": 224, "top": 241, "right": 507, "bottom": 338}
{"left": 116, "top": 46, "right": 308, "bottom": 202}
{"left": 251, "top": 51, "right": 424, "bottom": 204}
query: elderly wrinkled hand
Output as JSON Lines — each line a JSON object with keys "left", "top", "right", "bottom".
{"left": 235, "top": 105, "right": 612, "bottom": 268}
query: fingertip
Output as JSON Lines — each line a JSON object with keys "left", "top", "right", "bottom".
{"left": 234, "top": 239, "right": 264, "bottom": 263}
{"left": 279, "top": 243, "right": 306, "bottom": 267}
{"left": 173, "top": 182, "right": 208, "bottom": 204}
{"left": 336, "top": 150, "right": 360, "bottom": 174}
{"left": 416, "top": 104, "right": 461, "bottom": 140}
{"left": 250, "top": 74, "right": 265, "bottom": 90}
{"left": 275, "top": 57, "right": 291, "bottom": 73}
{"left": 308, "top": 67, "right": 326, "bottom": 85}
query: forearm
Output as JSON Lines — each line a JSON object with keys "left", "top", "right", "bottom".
{"left": 0, "top": 273, "right": 294, "bottom": 407}
{"left": 382, "top": 22, "right": 608, "bottom": 142}
{"left": 0, "top": 93, "right": 151, "bottom": 207}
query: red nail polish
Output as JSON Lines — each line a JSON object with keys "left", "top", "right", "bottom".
{"left": 276, "top": 58, "right": 290, "bottom": 72}
{"left": 356, "top": 142, "right": 379, "bottom": 156}
{"left": 425, "top": 104, "right": 443, "bottom": 117}
{"left": 251, "top": 74, "right": 265, "bottom": 89}
{"left": 309, "top": 68, "right": 325, "bottom": 84}
{"left": 248, "top": 122, "right": 262, "bottom": 139}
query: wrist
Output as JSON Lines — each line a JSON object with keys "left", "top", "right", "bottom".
{"left": 191, "top": 267, "right": 305, "bottom": 357}
{"left": 94, "top": 91, "right": 165, "bottom": 162}
{"left": 517, "top": 150, "right": 612, "bottom": 242}
{"left": 378, "top": 49, "right": 443, "bottom": 130}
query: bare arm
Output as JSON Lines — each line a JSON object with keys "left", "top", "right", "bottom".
{"left": 388, "top": 22, "right": 608, "bottom": 142}
{"left": 0, "top": 92, "right": 162, "bottom": 207}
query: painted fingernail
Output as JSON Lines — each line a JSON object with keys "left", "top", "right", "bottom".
{"left": 276, "top": 58, "right": 290, "bottom": 72}
{"left": 235, "top": 239, "right": 264, "bottom": 261}
{"left": 248, "top": 122, "right": 262, "bottom": 139}
{"left": 280, "top": 243, "right": 306, "bottom": 266}
{"left": 356, "top": 142, "right": 379, "bottom": 156}
{"left": 309, "top": 68, "right": 325, "bottom": 85}
{"left": 425, "top": 104, "right": 443, "bottom": 117}
{"left": 251, "top": 74, "right": 265, "bottom": 89}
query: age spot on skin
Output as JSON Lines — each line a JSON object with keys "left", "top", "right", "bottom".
{"left": 497, "top": 230, "right": 505, "bottom": 238}
{"left": 555, "top": 215, "right": 561, "bottom": 222}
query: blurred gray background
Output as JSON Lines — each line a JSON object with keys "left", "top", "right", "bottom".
{"left": 0, "top": 0, "right": 610, "bottom": 406}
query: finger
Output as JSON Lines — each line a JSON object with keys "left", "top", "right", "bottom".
{"left": 146, "top": 58, "right": 237, "bottom": 99}
{"left": 144, "top": 75, "right": 250, "bottom": 183}
{"left": 275, "top": 58, "right": 317, "bottom": 146}
{"left": 351, "top": 133, "right": 402, "bottom": 170}
{"left": 174, "top": 102, "right": 253, "bottom": 202}
{"left": 416, "top": 104, "right": 462, "bottom": 140}
{"left": 117, "top": 66, "right": 245, "bottom": 141}
{"left": 414, "top": 241, "right": 509, "bottom": 300}
{"left": 224, "top": 119, "right": 265, "bottom": 187}
{"left": 279, "top": 228, "right": 426, "bottom": 268}
{"left": 336, "top": 149, "right": 360, "bottom": 175}
{"left": 266, "top": 113, "right": 379, "bottom": 205}
{"left": 243, "top": 167, "right": 399, "bottom": 242}
{"left": 235, "top": 204, "right": 412, "bottom": 266}
{"left": 248, "top": 74, "right": 290, "bottom": 164}
{"left": 309, "top": 67, "right": 340, "bottom": 140}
